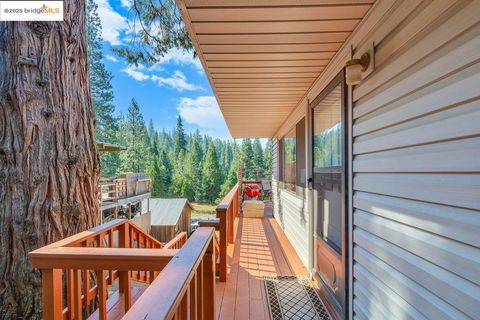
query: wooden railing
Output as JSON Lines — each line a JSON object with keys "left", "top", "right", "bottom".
{"left": 164, "top": 232, "right": 188, "bottom": 249}
{"left": 98, "top": 175, "right": 150, "bottom": 203}
{"left": 199, "top": 182, "right": 241, "bottom": 282}
{"left": 29, "top": 219, "right": 186, "bottom": 320}
{"left": 123, "top": 227, "right": 216, "bottom": 320}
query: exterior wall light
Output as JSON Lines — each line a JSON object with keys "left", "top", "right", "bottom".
{"left": 345, "top": 53, "right": 370, "bottom": 86}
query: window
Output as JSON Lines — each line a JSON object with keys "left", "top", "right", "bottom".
{"left": 282, "top": 126, "right": 296, "bottom": 191}
{"left": 313, "top": 81, "right": 345, "bottom": 254}
{"left": 313, "top": 84, "right": 342, "bottom": 170}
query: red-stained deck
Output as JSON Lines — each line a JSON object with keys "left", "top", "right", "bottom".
{"left": 215, "top": 204, "right": 308, "bottom": 320}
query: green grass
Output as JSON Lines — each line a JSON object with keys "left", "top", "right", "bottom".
{"left": 191, "top": 202, "right": 217, "bottom": 218}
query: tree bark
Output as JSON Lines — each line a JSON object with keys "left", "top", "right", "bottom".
{"left": 0, "top": 2, "right": 100, "bottom": 319}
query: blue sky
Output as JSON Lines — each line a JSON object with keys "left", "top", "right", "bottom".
{"left": 95, "top": 0, "right": 232, "bottom": 139}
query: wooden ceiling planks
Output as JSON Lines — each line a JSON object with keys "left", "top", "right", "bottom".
{"left": 178, "top": 0, "right": 374, "bottom": 137}
{"left": 188, "top": 5, "right": 371, "bottom": 22}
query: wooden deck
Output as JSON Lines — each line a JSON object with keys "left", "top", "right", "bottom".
{"left": 216, "top": 204, "right": 308, "bottom": 319}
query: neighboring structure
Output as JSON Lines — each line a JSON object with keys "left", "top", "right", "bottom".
{"left": 99, "top": 172, "right": 151, "bottom": 231}
{"left": 143, "top": 198, "right": 193, "bottom": 242}
{"left": 96, "top": 140, "right": 127, "bottom": 152}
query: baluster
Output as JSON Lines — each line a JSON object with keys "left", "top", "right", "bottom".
{"left": 203, "top": 238, "right": 215, "bottom": 319}
{"left": 108, "top": 230, "right": 114, "bottom": 284}
{"left": 97, "top": 270, "right": 107, "bottom": 320}
{"left": 82, "top": 241, "right": 90, "bottom": 307}
{"left": 41, "top": 269, "right": 63, "bottom": 320}
{"left": 73, "top": 270, "right": 82, "bottom": 320}
{"left": 197, "top": 262, "right": 203, "bottom": 319}
{"left": 180, "top": 290, "right": 188, "bottom": 319}
{"left": 190, "top": 272, "right": 197, "bottom": 320}
{"left": 66, "top": 269, "right": 74, "bottom": 319}
{"left": 83, "top": 270, "right": 89, "bottom": 306}
{"left": 138, "top": 234, "right": 143, "bottom": 281}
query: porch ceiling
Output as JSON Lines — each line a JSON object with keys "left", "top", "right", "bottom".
{"left": 177, "top": 0, "right": 374, "bottom": 138}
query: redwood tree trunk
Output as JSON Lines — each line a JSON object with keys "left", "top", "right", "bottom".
{"left": 0, "top": 2, "right": 100, "bottom": 319}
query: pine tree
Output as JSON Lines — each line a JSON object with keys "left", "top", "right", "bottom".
{"left": 252, "top": 138, "right": 264, "bottom": 178}
{"left": 114, "top": 0, "right": 193, "bottom": 65}
{"left": 119, "top": 99, "right": 149, "bottom": 173}
{"left": 188, "top": 137, "right": 203, "bottom": 202}
{"left": 148, "top": 119, "right": 156, "bottom": 142}
{"left": 174, "top": 115, "right": 187, "bottom": 156}
{"left": 264, "top": 139, "right": 273, "bottom": 178}
{"left": 87, "top": 0, "right": 120, "bottom": 176}
{"left": 221, "top": 156, "right": 239, "bottom": 196}
{"left": 240, "top": 138, "right": 255, "bottom": 180}
{"left": 202, "top": 143, "right": 222, "bottom": 203}
{"left": 172, "top": 149, "right": 194, "bottom": 200}
{"left": 147, "top": 155, "right": 165, "bottom": 197}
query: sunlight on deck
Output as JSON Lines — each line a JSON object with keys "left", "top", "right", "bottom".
{"left": 216, "top": 206, "right": 307, "bottom": 319}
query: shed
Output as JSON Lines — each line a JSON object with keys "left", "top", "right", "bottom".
{"left": 143, "top": 198, "right": 193, "bottom": 243}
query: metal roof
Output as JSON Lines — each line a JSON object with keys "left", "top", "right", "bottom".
{"left": 144, "top": 198, "right": 193, "bottom": 226}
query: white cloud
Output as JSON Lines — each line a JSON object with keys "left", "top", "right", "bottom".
{"left": 151, "top": 70, "right": 203, "bottom": 92}
{"left": 120, "top": 0, "right": 133, "bottom": 8}
{"left": 121, "top": 65, "right": 150, "bottom": 81}
{"left": 148, "top": 48, "right": 203, "bottom": 72}
{"left": 94, "top": 0, "right": 128, "bottom": 45}
{"left": 105, "top": 54, "right": 118, "bottom": 63}
{"left": 177, "top": 96, "right": 225, "bottom": 130}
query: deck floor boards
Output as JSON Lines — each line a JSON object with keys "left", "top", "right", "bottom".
{"left": 216, "top": 204, "right": 307, "bottom": 319}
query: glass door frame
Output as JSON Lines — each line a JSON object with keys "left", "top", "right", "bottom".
{"left": 309, "top": 69, "right": 349, "bottom": 319}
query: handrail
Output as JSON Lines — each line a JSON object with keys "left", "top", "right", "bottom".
{"left": 29, "top": 219, "right": 183, "bottom": 320}
{"left": 30, "top": 247, "right": 177, "bottom": 270}
{"left": 164, "top": 232, "right": 188, "bottom": 249}
{"left": 124, "top": 227, "right": 216, "bottom": 320}
{"left": 214, "top": 182, "right": 241, "bottom": 281}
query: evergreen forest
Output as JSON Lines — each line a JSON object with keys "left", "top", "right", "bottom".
{"left": 87, "top": 0, "right": 271, "bottom": 204}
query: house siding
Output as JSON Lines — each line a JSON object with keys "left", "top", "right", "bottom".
{"left": 272, "top": 119, "right": 310, "bottom": 268}
{"left": 351, "top": 1, "right": 480, "bottom": 319}
{"left": 271, "top": 181, "right": 310, "bottom": 268}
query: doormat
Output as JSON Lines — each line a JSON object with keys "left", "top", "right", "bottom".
{"left": 264, "top": 276, "right": 331, "bottom": 320}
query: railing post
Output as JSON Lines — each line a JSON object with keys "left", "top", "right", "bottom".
{"left": 41, "top": 269, "right": 63, "bottom": 320}
{"left": 216, "top": 205, "right": 228, "bottom": 282}
{"left": 118, "top": 222, "right": 131, "bottom": 312}
{"left": 202, "top": 237, "right": 215, "bottom": 319}
{"left": 228, "top": 206, "right": 234, "bottom": 244}
{"left": 237, "top": 182, "right": 241, "bottom": 217}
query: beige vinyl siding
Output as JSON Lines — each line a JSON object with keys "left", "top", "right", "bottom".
{"left": 272, "top": 138, "right": 280, "bottom": 180}
{"left": 272, "top": 122, "right": 310, "bottom": 267}
{"left": 271, "top": 180, "right": 310, "bottom": 267}
{"left": 351, "top": 1, "right": 480, "bottom": 319}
